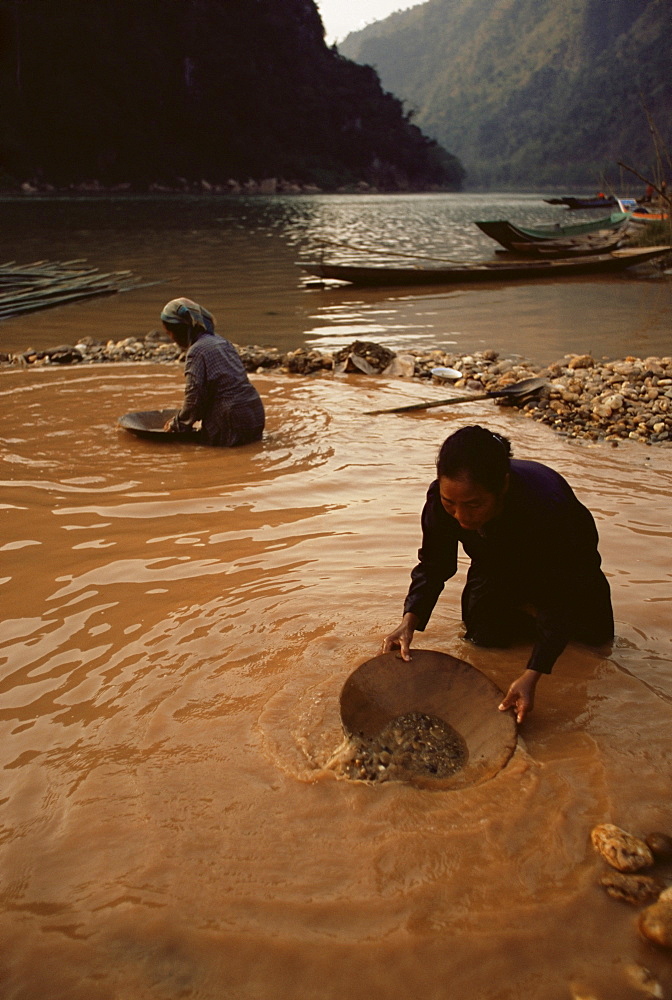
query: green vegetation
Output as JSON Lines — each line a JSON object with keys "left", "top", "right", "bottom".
{"left": 340, "top": 0, "right": 672, "bottom": 190}
{"left": 627, "top": 219, "right": 672, "bottom": 248}
{"left": 0, "top": 0, "right": 464, "bottom": 192}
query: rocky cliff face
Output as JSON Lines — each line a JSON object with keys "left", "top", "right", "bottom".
{"left": 0, "top": 0, "right": 463, "bottom": 191}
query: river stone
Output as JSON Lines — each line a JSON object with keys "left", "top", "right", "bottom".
{"left": 568, "top": 354, "right": 594, "bottom": 370}
{"left": 339, "top": 710, "right": 468, "bottom": 783}
{"left": 645, "top": 831, "right": 672, "bottom": 861}
{"left": 46, "top": 345, "right": 83, "bottom": 364}
{"left": 638, "top": 898, "right": 672, "bottom": 949}
{"left": 590, "top": 823, "right": 654, "bottom": 872}
{"left": 622, "top": 964, "right": 665, "bottom": 998}
{"left": 599, "top": 871, "right": 664, "bottom": 905}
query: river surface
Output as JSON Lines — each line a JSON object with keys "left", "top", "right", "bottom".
{"left": 1, "top": 195, "right": 672, "bottom": 1000}
{"left": 1, "top": 192, "right": 671, "bottom": 363}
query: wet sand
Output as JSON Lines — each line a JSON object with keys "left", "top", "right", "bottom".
{"left": 1, "top": 363, "right": 671, "bottom": 998}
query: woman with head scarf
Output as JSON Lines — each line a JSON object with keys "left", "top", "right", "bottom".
{"left": 382, "top": 425, "right": 613, "bottom": 724}
{"left": 160, "top": 297, "right": 265, "bottom": 447}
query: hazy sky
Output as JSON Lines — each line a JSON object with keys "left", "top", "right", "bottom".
{"left": 315, "top": 0, "right": 426, "bottom": 44}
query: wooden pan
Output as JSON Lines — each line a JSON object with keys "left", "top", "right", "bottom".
{"left": 340, "top": 649, "right": 517, "bottom": 789}
{"left": 118, "top": 409, "right": 195, "bottom": 441}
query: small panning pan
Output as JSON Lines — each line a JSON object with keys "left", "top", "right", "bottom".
{"left": 118, "top": 409, "right": 195, "bottom": 441}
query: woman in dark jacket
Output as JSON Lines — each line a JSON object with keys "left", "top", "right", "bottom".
{"left": 383, "top": 425, "right": 613, "bottom": 723}
{"left": 161, "top": 297, "right": 265, "bottom": 447}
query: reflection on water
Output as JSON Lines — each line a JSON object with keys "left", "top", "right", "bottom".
{"left": 1, "top": 193, "right": 670, "bottom": 364}
{"left": 1, "top": 363, "right": 671, "bottom": 999}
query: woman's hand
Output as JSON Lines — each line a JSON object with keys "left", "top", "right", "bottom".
{"left": 164, "top": 416, "right": 178, "bottom": 432}
{"left": 382, "top": 612, "right": 419, "bottom": 662}
{"left": 498, "top": 669, "right": 542, "bottom": 724}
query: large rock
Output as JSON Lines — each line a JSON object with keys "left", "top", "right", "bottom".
{"left": 333, "top": 340, "right": 396, "bottom": 375}
{"left": 590, "top": 823, "right": 654, "bottom": 872}
{"left": 46, "top": 344, "right": 83, "bottom": 364}
{"left": 638, "top": 893, "right": 672, "bottom": 949}
{"left": 622, "top": 963, "right": 665, "bottom": 998}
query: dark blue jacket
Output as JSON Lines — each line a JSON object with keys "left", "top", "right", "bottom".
{"left": 403, "top": 459, "right": 613, "bottom": 673}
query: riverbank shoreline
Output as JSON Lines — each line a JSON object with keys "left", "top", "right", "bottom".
{"left": 2, "top": 334, "right": 670, "bottom": 446}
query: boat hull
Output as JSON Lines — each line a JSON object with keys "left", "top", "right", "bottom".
{"left": 475, "top": 211, "right": 630, "bottom": 251}
{"left": 301, "top": 247, "right": 670, "bottom": 287}
{"left": 544, "top": 196, "right": 618, "bottom": 210}
{"left": 506, "top": 233, "right": 625, "bottom": 257}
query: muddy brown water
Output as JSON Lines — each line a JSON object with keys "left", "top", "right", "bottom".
{"left": 1, "top": 359, "right": 672, "bottom": 1000}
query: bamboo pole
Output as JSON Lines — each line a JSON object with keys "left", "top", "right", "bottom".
{"left": 0, "top": 258, "right": 142, "bottom": 320}
{"left": 616, "top": 160, "right": 671, "bottom": 206}
{"left": 0, "top": 286, "right": 118, "bottom": 319}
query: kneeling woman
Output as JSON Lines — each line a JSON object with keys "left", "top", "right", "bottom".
{"left": 161, "top": 297, "right": 265, "bottom": 446}
{"left": 383, "top": 425, "right": 614, "bottom": 723}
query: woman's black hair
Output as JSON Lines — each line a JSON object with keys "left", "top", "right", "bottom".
{"left": 436, "top": 425, "right": 512, "bottom": 494}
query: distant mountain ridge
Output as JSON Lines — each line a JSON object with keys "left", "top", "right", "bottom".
{"left": 339, "top": 0, "right": 672, "bottom": 189}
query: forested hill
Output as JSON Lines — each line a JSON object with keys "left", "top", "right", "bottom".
{"left": 340, "top": 0, "right": 672, "bottom": 189}
{"left": 0, "top": 0, "right": 463, "bottom": 192}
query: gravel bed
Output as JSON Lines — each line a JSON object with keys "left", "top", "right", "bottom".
{"left": 338, "top": 711, "right": 468, "bottom": 784}
{"left": 2, "top": 334, "right": 671, "bottom": 445}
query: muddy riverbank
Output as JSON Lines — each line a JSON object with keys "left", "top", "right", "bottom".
{"left": 3, "top": 334, "right": 671, "bottom": 445}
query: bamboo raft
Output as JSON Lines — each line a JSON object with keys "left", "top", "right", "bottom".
{"left": 0, "top": 259, "right": 139, "bottom": 320}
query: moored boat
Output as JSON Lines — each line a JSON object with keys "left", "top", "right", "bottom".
{"left": 300, "top": 246, "right": 670, "bottom": 287}
{"left": 505, "top": 231, "right": 627, "bottom": 258}
{"left": 618, "top": 198, "right": 669, "bottom": 223}
{"left": 544, "top": 194, "right": 618, "bottom": 210}
{"left": 475, "top": 211, "right": 630, "bottom": 251}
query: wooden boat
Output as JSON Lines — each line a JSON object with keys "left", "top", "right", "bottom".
{"left": 544, "top": 195, "right": 618, "bottom": 210}
{"left": 505, "top": 231, "right": 627, "bottom": 258}
{"left": 474, "top": 211, "right": 630, "bottom": 251}
{"left": 618, "top": 198, "right": 669, "bottom": 224}
{"left": 300, "top": 246, "right": 670, "bottom": 288}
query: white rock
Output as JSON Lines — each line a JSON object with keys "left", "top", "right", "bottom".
{"left": 603, "top": 393, "right": 624, "bottom": 410}
{"left": 590, "top": 823, "right": 654, "bottom": 872}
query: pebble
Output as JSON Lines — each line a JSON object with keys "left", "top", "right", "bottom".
{"left": 3, "top": 337, "right": 672, "bottom": 445}
{"left": 590, "top": 823, "right": 654, "bottom": 872}
{"left": 599, "top": 871, "right": 664, "bottom": 905}
{"left": 646, "top": 832, "right": 672, "bottom": 861}
{"left": 338, "top": 710, "right": 468, "bottom": 784}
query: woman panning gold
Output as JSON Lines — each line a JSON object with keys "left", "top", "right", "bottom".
{"left": 382, "top": 425, "right": 614, "bottom": 723}
{"left": 160, "top": 297, "right": 265, "bottom": 446}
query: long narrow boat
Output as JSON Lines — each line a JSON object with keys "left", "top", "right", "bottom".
{"left": 544, "top": 195, "right": 618, "bottom": 210}
{"left": 505, "top": 231, "right": 626, "bottom": 258}
{"left": 475, "top": 211, "right": 630, "bottom": 251}
{"left": 300, "top": 246, "right": 670, "bottom": 288}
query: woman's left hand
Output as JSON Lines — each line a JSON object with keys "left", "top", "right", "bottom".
{"left": 498, "top": 669, "right": 542, "bottom": 724}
